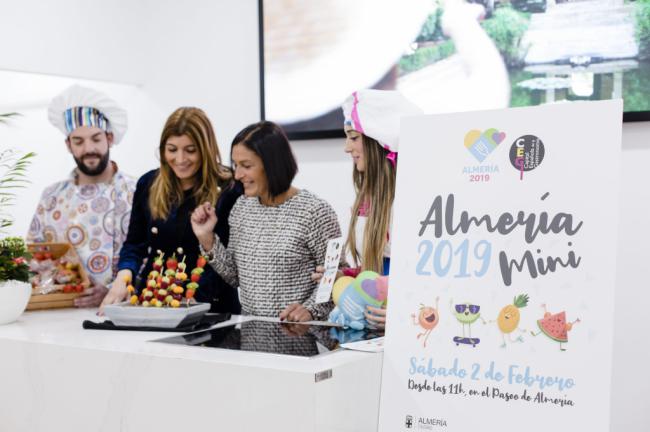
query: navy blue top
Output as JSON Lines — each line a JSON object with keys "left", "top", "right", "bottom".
{"left": 117, "top": 169, "right": 242, "bottom": 313}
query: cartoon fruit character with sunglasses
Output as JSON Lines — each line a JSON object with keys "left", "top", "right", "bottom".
{"left": 451, "top": 299, "right": 485, "bottom": 347}
{"left": 411, "top": 297, "right": 440, "bottom": 348}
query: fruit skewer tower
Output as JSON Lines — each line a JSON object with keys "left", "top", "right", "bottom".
{"left": 127, "top": 248, "right": 208, "bottom": 308}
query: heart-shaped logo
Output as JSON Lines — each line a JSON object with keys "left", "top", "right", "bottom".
{"left": 464, "top": 128, "right": 505, "bottom": 162}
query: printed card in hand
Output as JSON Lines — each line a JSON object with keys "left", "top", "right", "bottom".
{"left": 315, "top": 237, "right": 343, "bottom": 303}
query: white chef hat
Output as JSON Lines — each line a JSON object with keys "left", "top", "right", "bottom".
{"left": 342, "top": 89, "right": 422, "bottom": 153}
{"left": 48, "top": 84, "right": 128, "bottom": 144}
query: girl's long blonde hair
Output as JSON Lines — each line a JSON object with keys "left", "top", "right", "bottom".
{"left": 346, "top": 135, "right": 396, "bottom": 274}
{"left": 149, "top": 107, "right": 232, "bottom": 220}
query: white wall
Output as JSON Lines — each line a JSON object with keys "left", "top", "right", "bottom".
{"left": 139, "top": 0, "right": 260, "bottom": 148}
{"left": 610, "top": 122, "right": 650, "bottom": 432}
{"left": 0, "top": 1, "right": 648, "bottom": 431}
{"left": 0, "top": 0, "right": 260, "bottom": 239}
{"left": 0, "top": 0, "right": 148, "bottom": 84}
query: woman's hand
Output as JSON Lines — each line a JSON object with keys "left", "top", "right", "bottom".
{"left": 310, "top": 265, "right": 325, "bottom": 282}
{"left": 365, "top": 305, "right": 387, "bottom": 329}
{"left": 191, "top": 202, "right": 218, "bottom": 250}
{"left": 98, "top": 269, "right": 132, "bottom": 315}
{"left": 310, "top": 265, "right": 344, "bottom": 283}
{"left": 279, "top": 303, "right": 313, "bottom": 322}
{"left": 280, "top": 322, "right": 311, "bottom": 337}
{"left": 74, "top": 277, "right": 109, "bottom": 308}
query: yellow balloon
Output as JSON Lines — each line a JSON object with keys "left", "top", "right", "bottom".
{"left": 332, "top": 276, "right": 354, "bottom": 305}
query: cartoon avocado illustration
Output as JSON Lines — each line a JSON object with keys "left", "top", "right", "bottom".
{"left": 451, "top": 299, "right": 485, "bottom": 347}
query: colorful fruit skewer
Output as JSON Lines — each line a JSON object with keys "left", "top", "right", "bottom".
{"left": 152, "top": 250, "right": 165, "bottom": 272}
{"left": 189, "top": 255, "right": 207, "bottom": 284}
{"left": 166, "top": 252, "right": 178, "bottom": 271}
{"left": 175, "top": 271, "right": 188, "bottom": 283}
{"left": 190, "top": 266, "right": 204, "bottom": 282}
{"left": 172, "top": 254, "right": 187, "bottom": 285}
{"left": 183, "top": 254, "right": 206, "bottom": 303}
{"left": 177, "top": 254, "right": 187, "bottom": 272}
{"left": 170, "top": 284, "right": 184, "bottom": 307}
{"left": 129, "top": 248, "right": 204, "bottom": 308}
{"left": 185, "top": 282, "right": 199, "bottom": 304}
{"left": 125, "top": 274, "right": 139, "bottom": 305}
{"left": 170, "top": 248, "right": 183, "bottom": 310}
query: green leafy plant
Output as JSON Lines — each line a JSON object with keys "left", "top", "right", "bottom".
{"left": 0, "top": 237, "right": 31, "bottom": 282}
{"left": 0, "top": 113, "right": 36, "bottom": 283}
{"left": 623, "top": 62, "right": 650, "bottom": 111}
{"left": 0, "top": 113, "right": 35, "bottom": 231}
{"left": 415, "top": 9, "right": 446, "bottom": 43}
{"left": 399, "top": 40, "right": 456, "bottom": 75}
{"left": 510, "top": 70, "right": 537, "bottom": 107}
{"left": 635, "top": 0, "right": 650, "bottom": 60}
{"left": 481, "top": 6, "right": 530, "bottom": 67}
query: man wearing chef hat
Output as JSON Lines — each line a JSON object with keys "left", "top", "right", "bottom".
{"left": 27, "top": 85, "right": 137, "bottom": 308}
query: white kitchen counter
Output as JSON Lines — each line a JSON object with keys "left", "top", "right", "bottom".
{"left": 0, "top": 309, "right": 383, "bottom": 432}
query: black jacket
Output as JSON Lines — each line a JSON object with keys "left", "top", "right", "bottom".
{"left": 118, "top": 169, "right": 242, "bottom": 313}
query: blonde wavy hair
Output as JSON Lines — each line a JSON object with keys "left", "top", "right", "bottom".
{"left": 346, "top": 135, "right": 396, "bottom": 273}
{"left": 149, "top": 107, "right": 232, "bottom": 220}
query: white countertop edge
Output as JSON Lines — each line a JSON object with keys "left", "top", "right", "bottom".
{"left": 0, "top": 309, "right": 381, "bottom": 374}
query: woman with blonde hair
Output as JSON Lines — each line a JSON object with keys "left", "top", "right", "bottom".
{"left": 101, "top": 107, "right": 242, "bottom": 313}
{"left": 313, "top": 89, "right": 422, "bottom": 328}
{"left": 342, "top": 90, "right": 422, "bottom": 273}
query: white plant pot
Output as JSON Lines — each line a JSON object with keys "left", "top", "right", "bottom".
{"left": 0, "top": 280, "right": 31, "bottom": 325}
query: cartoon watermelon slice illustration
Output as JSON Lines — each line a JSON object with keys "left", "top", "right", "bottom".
{"left": 537, "top": 311, "right": 568, "bottom": 343}
{"left": 531, "top": 304, "right": 580, "bottom": 351}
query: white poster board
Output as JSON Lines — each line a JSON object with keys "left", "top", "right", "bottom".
{"left": 379, "top": 100, "right": 622, "bottom": 432}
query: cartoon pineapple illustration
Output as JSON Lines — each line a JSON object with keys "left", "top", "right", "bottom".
{"left": 493, "top": 294, "right": 529, "bottom": 347}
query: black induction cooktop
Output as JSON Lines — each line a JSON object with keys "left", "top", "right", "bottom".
{"left": 152, "top": 319, "right": 383, "bottom": 358}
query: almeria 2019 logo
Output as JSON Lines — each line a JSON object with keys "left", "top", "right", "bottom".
{"left": 464, "top": 128, "right": 506, "bottom": 162}
{"left": 462, "top": 128, "right": 506, "bottom": 183}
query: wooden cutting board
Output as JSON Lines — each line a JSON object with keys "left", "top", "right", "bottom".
{"left": 26, "top": 243, "right": 90, "bottom": 311}
{"left": 26, "top": 292, "right": 81, "bottom": 310}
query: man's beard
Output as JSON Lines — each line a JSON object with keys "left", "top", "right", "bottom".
{"left": 74, "top": 151, "right": 110, "bottom": 176}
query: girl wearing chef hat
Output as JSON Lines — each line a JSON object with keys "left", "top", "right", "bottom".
{"left": 313, "top": 89, "right": 422, "bottom": 328}
{"left": 341, "top": 89, "right": 422, "bottom": 277}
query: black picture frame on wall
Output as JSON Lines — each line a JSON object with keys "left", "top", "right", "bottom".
{"left": 259, "top": 0, "right": 650, "bottom": 140}
{"left": 257, "top": 0, "right": 345, "bottom": 140}
{"left": 624, "top": 111, "right": 650, "bottom": 122}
